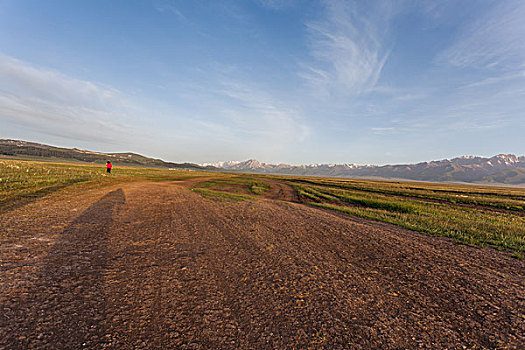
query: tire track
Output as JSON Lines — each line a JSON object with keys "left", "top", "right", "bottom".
{"left": 1, "top": 182, "right": 524, "bottom": 349}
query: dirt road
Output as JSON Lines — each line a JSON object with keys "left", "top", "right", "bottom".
{"left": 1, "top": 182, "right": 523, "bottom": 349}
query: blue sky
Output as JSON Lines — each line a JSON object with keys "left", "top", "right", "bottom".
{"left": 0, "top": 0, "right": 524, "bottom": 165}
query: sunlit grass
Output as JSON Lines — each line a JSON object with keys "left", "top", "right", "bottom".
{"left": 285, "top": 177, "right": 525, "bottom": 211}
{"left": 0, "top": 158, "right": 211, "bottom": 211}
{"left": 293, "top": 182, "right": 525, "bottom": 252}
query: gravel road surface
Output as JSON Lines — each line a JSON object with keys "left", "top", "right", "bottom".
{"left": 1, "top": 182, "right": 523, "bottom": 349}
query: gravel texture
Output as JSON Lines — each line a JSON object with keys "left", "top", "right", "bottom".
{"left": 1, "top": 181, "right": 524, "bottom": 349}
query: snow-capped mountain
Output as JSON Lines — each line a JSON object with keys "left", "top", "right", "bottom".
{"left": 202, "top": 160, "right": 242, "bottom": 168}
{"left": 205, "top": 154, "right": 525, "bottom": 184}
{"left": 206, "top": 159, "right": 369, "bottom": 173}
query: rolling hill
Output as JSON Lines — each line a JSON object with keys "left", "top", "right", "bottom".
{"left": 0, "top": 139, "right": 214, "bottom": 171}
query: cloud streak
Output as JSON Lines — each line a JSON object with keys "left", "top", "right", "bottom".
{"left": 216, "top": 80, "right": 311, "bottom": 148}
{"left": 300, "top": 0, "right": 391, "bottom": 97}
{"left": 256, "top": 0, "right": 298, "bottom": 11}
{"left": 153, "top": 0, "right": 186, "bottom": 20}
{"left": 440, "top": 1, "right": 525, "bottom": 70}
{"left": 0, "top": 54, "right": 138, "bottom": 145}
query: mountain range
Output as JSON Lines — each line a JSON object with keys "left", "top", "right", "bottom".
{"left": 0, "top": 139, "right": 214, "bottom": 171}
{"left": 204, "top": 155, "right": 525, "bottom": 185}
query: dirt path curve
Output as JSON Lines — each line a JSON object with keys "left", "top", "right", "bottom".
{"left": 1, "top": 182, "right": 524, "bottom": 349}
{"left": 174, "top": 175, "right": 300, "bottom": 203}
{"left": 261, "top": 179, "right": 300, "bottom": 202}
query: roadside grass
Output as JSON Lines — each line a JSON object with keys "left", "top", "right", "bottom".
{"left": 285, "top": 178, "right": 525, "bottom": 212}
{"left": 193, "top": 176, "right": 271, "bottom": 196}
{"left": 512, "top": 251, "right": 524, "bottom": 260}
{"left": 191, "top": 188, "right": 254, "bottom": 202}
{"left": 249, "top": 184, "right": 269, "bottom": 195}
{"left": 0, "top": 158, "right": 210, "bottom": 211}
{"left": 191, "top": 174, "right": 525, "bottom": 252}
{"left": 292, "top": 182, "right": 525, "bottom": 252}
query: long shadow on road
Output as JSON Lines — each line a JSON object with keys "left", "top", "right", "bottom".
{"left": 1, "top": 189, "right": 125, "bottom": 349}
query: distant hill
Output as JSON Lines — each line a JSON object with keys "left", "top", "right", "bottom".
{"left": 0, "top": 139, "right": 215, "bottom": 171}
{"left": 481, "top": 168, "right": 525, "bottom": 185}
{"left": 205, "top": 154, "right": 525, "bottom": 185}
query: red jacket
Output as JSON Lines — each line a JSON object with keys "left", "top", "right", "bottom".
{"left": 106, "top": 163, "right": 112, "bottom": 168}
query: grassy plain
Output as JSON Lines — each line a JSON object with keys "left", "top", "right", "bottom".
{"left": 283, "top": 177, "right": 525, "bottom": 254}
{"left": 0, "top": 158, "right": 211, "bottom": 212}
{"left": 2, "top": 157, "right": 524, "bottom": 254}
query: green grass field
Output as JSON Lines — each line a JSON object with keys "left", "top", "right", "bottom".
{"left": 285, "top": 177, "right": 525, "bottom": 254}
{"left": 0, "top": 158, "right": 211, "bottom": 211}
{"left": 2, "top": 157, "right": 524, "bottom": 254}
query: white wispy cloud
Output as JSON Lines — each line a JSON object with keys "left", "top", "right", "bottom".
{"left": 371, "top": 127, "right": 397, "bottom": 135}
{"left": 300, "top": 0, "right": 391, "bottom": 97}
{"left": 216, "top": 80, "right": 311, "bottom": 146}
{"left": 141, "top": 77, "right": 313, "bottom": 163}
{"left": 0, "top": 52, "right": 311, "bottom": 162}
{"left": 0, "top": 54, "right": 120, "bottom": 109}
{"left": 460, "top": 70, "right": 525, "bottom": 90}
{"left": 440, "top": 0, "right": 525, "bottom": 70}
{"left": 153, "top": 0, "right": 186, "bottom": 20}
{"left": 0, "top": 54, "right": 139, "bottom": 144}
{"left": 256, "top": 0, "right": 298, "bottom": 10}
{"left": 417, "top": 0, "right": 457, "bottom": 20}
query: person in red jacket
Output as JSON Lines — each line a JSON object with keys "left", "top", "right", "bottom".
{"left": 106, "top": 161, "right": 112, "bottom": 174}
